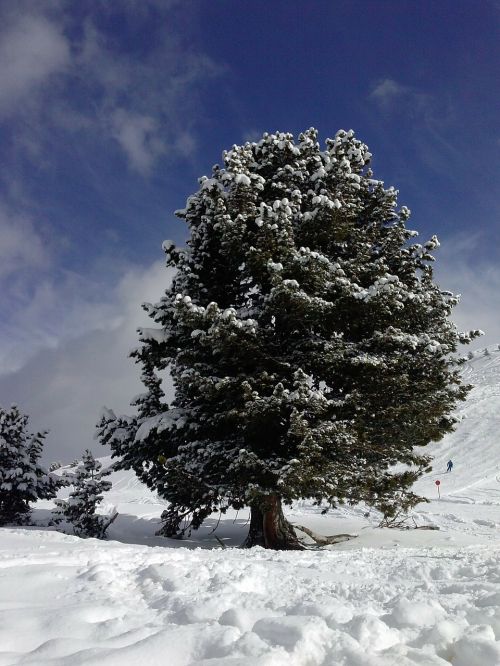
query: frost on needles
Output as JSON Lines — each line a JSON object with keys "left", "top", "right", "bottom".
{"left": 53, "top": 450, "right": 114, "bottom": 539}
{"left": 0, "top": 404, "right": 64, "bottom": 526}
{"left": 98, "top": 128, "right": 481, "bottom": 550}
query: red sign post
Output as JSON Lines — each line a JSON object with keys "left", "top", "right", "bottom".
{"left": 435, "top": 479, "right": 441, "bottom": 499}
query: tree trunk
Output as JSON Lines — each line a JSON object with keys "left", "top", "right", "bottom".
{"left": 241, "top": 505, "right": 266, "bottom": 548}
{"left": 242, "top": 495, "right": 305, "bottom": 550}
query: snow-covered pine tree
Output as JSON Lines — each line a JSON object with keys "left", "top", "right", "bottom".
{"left": 54, "top": 450, "right": 114, "bottom": 538}
{"left": 98, "top": 129, "right": 480, "bottom": 549}
{"left": 0, "top": 404, "right": 63, "bottom": 525}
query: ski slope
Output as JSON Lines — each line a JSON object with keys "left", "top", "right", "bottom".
{"left": 416, "top": 348, "right": 500, "bottom": 504}
{"left": 1, "top": 346, "right": 500, "bottom": 665}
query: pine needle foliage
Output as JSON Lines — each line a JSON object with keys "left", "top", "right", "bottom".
{"left": 98, "top": 129, "right": 480, "bottom": 537}
{"left": 54, "top": 450, "right": 113, "bottom": 538}
{"left": 0, "top": 404, "right": 63, "bottom": 525}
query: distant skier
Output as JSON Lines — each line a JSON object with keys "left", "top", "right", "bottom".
{"left": 446, "top": 459, "right": 453, "bottom": 473}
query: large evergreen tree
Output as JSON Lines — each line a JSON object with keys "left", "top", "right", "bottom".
{"left": 98, "top": 129, "right": 479, "bottom": 549}
{"left": 0, "top": 404, "right": 63, "bottom": 525}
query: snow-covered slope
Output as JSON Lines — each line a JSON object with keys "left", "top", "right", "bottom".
{"left": 2, "top": 346, "right": 500, "bottom": 665}
{"left": 415, "top": 347, "right": 500, "bottom": 504}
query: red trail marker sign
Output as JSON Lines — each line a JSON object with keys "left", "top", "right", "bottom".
{"left": 435, "top": 479, "right": 441, "bottom": 499}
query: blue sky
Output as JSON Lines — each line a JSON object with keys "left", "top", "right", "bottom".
{"left": 0, "top": 0, "right": 499, "bottom": 460}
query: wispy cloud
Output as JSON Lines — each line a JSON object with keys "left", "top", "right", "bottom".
{"left": 0, "top": 1, "right": 222, "bottom": 371}
{"left": 0, "top": 2, "right": 222, "bottom": 176}
{"left": 0, "top": 203, "right": 49, "bottom": 280}
{"left": 0, "top": 200, "right": 58, "bottom": 374}
{"left": 367, "top": 75, "right": 488, "bottom": 203}
{"left": 435, "top": 232, "right": 500, "bottom": 350}
{"left": 369, "top": 78, "right": 433, "bottom": 116}
{"left": 369, "top": 79, "right": 408, "bottom": 109}
{"left": 0, "top": 12, "right": 70, "bottom": 116}
{"left": 0, "top": 260, "right": 175, "bottom": 462}
{"left": 110, "top": 110, "right": 166, "bottom": 175}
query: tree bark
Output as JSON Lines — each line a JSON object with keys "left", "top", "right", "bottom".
{"left": 241, "top": 505, "right": 266, "bottom": 548}
{"left": 242, "top": 495, "right": 305, "bottom": 550}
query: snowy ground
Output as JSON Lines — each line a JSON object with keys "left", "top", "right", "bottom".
{"left": 1, "top": 347, "right": 500, "bottom": 665}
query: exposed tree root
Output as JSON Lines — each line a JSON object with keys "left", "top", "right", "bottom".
{"left": 293, "top": 524, "right": 358, "bottom": 546}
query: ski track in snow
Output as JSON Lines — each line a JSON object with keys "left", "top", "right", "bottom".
{"left": 2, "top": 348, "right": 500, "bottom": 665}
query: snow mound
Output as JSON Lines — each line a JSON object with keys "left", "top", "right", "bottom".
{"left": 2, "top": 529, "right": 500, "bottom": 665}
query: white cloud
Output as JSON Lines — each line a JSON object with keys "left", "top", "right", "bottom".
{"left": 0, "top": 260, "right": 174, "bottom": 463}
{"left": 0, "top": 203, "right": 49, "bottom": 279}
{"left": 0, "top": 13, "right": 70, "bottom": 115}
{"left": 369, "top": 78, "right": 408, "bottom": 109}
{"left": 0, "top": 246, "right": 171, "bottom": 375}
{"left": 368, "top": 78, "right": 464, "bottom": 183}
{"left": 0, "top": 1, "right": 222, "bottom": 364}
{"left": 111, "top": 110, "right": 166, "bottom": 175}
{"left": 0, "top": 3, "right": 222, "bottom": 177}
{"left": 0, "top": 249, "right": 117, "bottom": 376}
{"left": 0, "top": 201, "right": 59, "bottom": 374}
{"left": 369, "top": 78, "right": 431, "bottom": 116}
{"left": 435, "top": 234, "right": 500, "bottom": 351}
{"left": 0, "top": 274, "right": 114, "bottom": 374}
{"left": 76, "top": 19, "right": 131, "bottom": 96}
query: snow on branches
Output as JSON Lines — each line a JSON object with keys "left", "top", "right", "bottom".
{"left": 0, "top": 404, "right": 64, "bottom": 525}
{"left": 53, "top": 450, "right": 115, "bottom": 539}
{"left": 98, "top": 128, "right": 481, "bottom": 546}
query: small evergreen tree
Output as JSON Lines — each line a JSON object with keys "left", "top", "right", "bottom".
{"left": 0, "top": 404, "right": 63, "bottom": 525}
{"left": 98, "top": 129, "right": 480, "bottom": 549}
{"left": 54, "top": 450, "right": 114, "bottom": 538}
